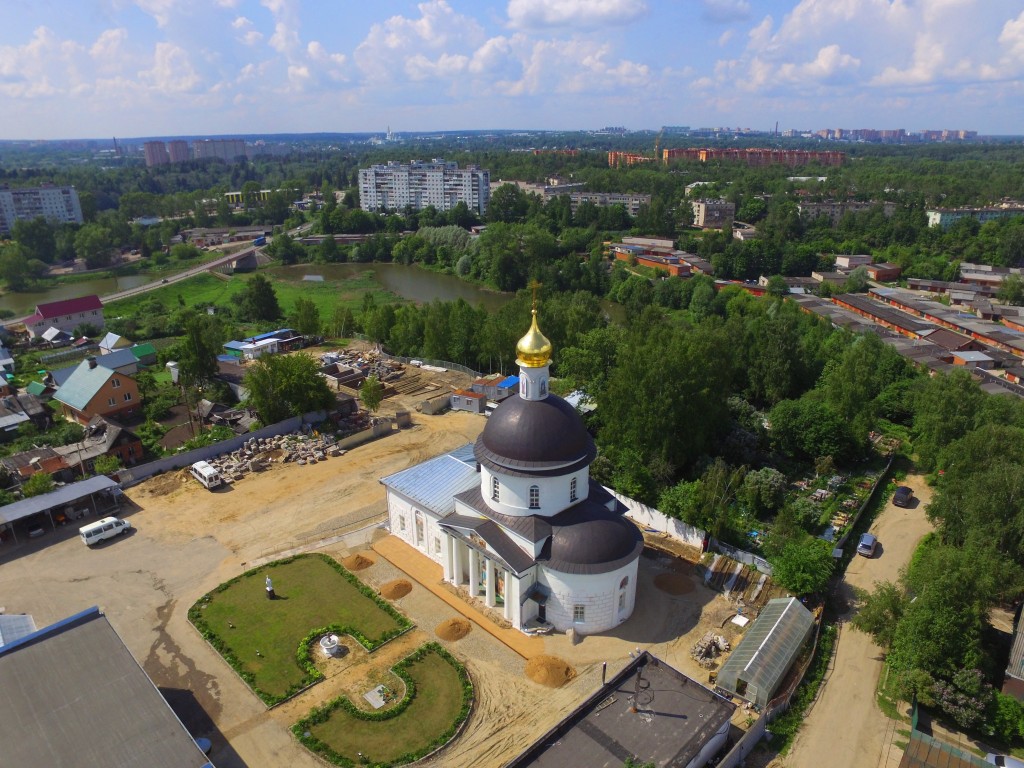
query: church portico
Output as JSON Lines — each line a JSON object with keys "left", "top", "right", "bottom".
{"left": 441, "top": 529, "right": 520, "bottom": 624}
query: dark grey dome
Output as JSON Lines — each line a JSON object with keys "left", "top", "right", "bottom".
{"left": 475, "top": 394, "right": 596, "bottom": 475}
{"left": 546, "top": 510, "right": 644, "bottom": 575}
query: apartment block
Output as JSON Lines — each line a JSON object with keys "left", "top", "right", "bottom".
{"left": 800, "top": 200, "right": 896, "bottom": 226}
{"left": 0, "top": 184, "right": 84, "bottom": 234}
{"left": 692, "top": 199, "right": 735, "bottom": 229}
{"left": 143, "top": 141, "right": 170, "bottom": 168}
{"left": 193, "top": 138, "right": 247, "bottom": 163}
{"left": 358, "top": 159, "right": 490, "bottom": 215}
{"left": 926, "top": 206, "right": 1024, "bottom": 229}
{"left": 167, "top": 140, "right": 190, "bottom": 163}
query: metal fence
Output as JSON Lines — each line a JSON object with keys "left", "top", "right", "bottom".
{"left": 39, "top": 345, "right": 99, "bottom": 366}
{"left": 834, "top": 453, "right": 895, "bottom": 550}
{"left": 710, "top": 539, "right": 773, "bottom": 576}
{"left": 376, "top": 351, "right": 482, "bottom": 379}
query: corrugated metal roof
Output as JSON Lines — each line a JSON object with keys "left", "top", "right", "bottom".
{"left": 131, "top": 343, "right": 156, "bottom": 359}
{"left": 498, "top": 375, "right": 519, "bottom": 388}
{"left": 99, "top": 332, "right": 125, "bottom": 350}
{"left": 898, "top": 731, "right": 990, "bottom": 768}
{"left": 0, "top": 475, "right": 119, "bottom": 525}
{"left": 380, "top": 444, "right": 479, "bottom": 516}
{"left": 99, "top": 348, "right": 138, "bottom": 369}
{"left": 53, "top": 361, "right": 118, "bottom": 411}
{"left": 35, "top": 295, "right": 102, "bottom": 319}
{"left": 1007, "top": 619, "right": 1024, "bottom": 683}
{"left": 0, "top": 607, "right": 211, "bottom": 768}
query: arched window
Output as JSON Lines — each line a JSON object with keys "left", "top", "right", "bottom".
{"left": 529, "top": 485, "right": 540, "bottom": 509}
{"left": 540, "top": 379, "right": 547, "bottom": 397}
{"left": 619, "top": 576, "right": 629, "bottom": 589}
{"left": 570, "top": 477, "right": 578, "bottom": 502}
{"left": 491, "top": 476, "right": 500, "bottom": 502}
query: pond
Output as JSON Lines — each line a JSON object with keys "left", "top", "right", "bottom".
{"left": 264, "top": 262, "right": 513, "bottom": 313}
{"left": 2, "top": 275, "right": 150, "bottom": 317}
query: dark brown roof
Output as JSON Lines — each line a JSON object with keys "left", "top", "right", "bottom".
{"left": 475, "top": 393, "right": 596, "bottom": 477}
{"left": 441, "top": 515, "right": 536, "bottom": 574}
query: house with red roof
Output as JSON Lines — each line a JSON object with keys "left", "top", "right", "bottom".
{"left": 23, "top": 295, "right": 104, "bottom": 339}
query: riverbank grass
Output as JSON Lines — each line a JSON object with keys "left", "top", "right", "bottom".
{"left": 189, "top": 554, "right": 409, "bottom": 704}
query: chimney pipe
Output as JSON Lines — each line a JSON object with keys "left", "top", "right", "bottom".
{"left": 87, "top": 356, "right": 97, "bottom": 369}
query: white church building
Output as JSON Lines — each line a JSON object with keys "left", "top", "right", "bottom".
{"left": 381, "top": 308, "right": 644, "bottom": 635}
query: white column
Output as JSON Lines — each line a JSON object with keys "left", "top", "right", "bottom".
{"left": 443, "top": 534, "right": 454, "bottom": 582}
{"left": 452, "top": 540, "right": 463, "bottom": 586}
{"left": 468, "top": 548, "right": 479, "bottom": 596}
{"left": 505, "top": 574, "right": 516, "bottom": 622}
{"left": 485, "top": 559, "right": 496, "bottom": 606}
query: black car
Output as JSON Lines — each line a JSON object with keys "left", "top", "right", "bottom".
{"left": 893, "top": 486, "right": 914, "bottom": 507}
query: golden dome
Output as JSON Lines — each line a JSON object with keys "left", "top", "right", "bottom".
{"left": 516, "top": 309, "right": 552, "bottom": 368}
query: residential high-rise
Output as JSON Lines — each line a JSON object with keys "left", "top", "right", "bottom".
{"left": 358, "top": 159, "right": 490, "bottom": 215}
{"left": 193, "top": 139, "right": 247, "bottom": 163}
{"left": 143, "top": 141, "right": 170, "bottom": 168}
{"left": 167, "top": 140, "right": 190, "bottom": 163}
{"left": 0, "top": 184, "right": 84, "bottom": 234}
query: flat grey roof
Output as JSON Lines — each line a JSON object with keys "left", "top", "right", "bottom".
{"left": 0, "top": 607, "right": 211, "bottom": 768}
{"left": 508, "top": 652, "right": 735, "bottom": 768}
{"left": 0, "top": 475, "right": 119, "bottom": 525}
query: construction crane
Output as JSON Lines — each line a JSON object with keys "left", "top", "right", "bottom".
{"left": 653, "top": 128, "right": 664, "bottom": 163}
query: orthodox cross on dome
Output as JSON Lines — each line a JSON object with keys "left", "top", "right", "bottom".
{"left": 529, "top": 279, "right": 542, "bottom": 312}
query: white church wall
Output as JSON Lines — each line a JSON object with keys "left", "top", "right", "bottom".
{"left": 481, "top": 465, "right": 590, "bottom": 518}
{"left": 539, "top": 559, "right": 639, "bottom": 634}
{"left": 386, "top": 490, "right": 446, "bottom": 567}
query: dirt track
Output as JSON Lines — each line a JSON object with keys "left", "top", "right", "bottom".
{"left": 783, "top": 474, "right": 934, "bottom": 768}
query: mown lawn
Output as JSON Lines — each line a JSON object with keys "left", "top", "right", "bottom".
{"left": 308, "top": 649, "right": 466, "bottom": 765}
{"left": 197, "top": 555, "right": 405, "bottom": 700}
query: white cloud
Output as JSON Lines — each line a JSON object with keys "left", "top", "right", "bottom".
{"left": 507, "top": 0, "right": 647, "bottom": 29}
{"left": 779, "top": 44, "right": 860, "bottom": 83}
{"left": 231, "top": 16, "right": 264, "bottom": 46}
{"left": 139, "top": 42, "right": 201, "bottom": 92}
{"left": 131, "top": 0, "right": 183, "bottom": 28}
{"left": 0, "top": 27, "right": 83, "bottom": 99}
{"left": 1000, "top": 11, "right": 1024, "bottom": 62}
{"left": 90, "top": 29, "right": 128, "bottom": 65}
{"left": 718, "top": 29, "right": 734, "bottom": 47}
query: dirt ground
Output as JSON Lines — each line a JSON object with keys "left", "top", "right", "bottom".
{"left": 780, "top": 474, "right": 936, "bottom": 768}
{"left": 0, "top": 399, "right": 766, "bottom": 768}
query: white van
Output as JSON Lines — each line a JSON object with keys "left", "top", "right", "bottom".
{"left": 190, "top": 461, "right": 222, "bottom": 490}
{"left": 80, "top": 517, "right": 131, "bottom": 546}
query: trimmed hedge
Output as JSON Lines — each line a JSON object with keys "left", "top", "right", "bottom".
{"left": 292, "top": 642, "right": 474, "bottom": 768}
{"left": 187, "top": 553, "right": 413, "bottom": 707}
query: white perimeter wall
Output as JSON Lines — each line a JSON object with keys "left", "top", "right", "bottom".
{"left": 539, "top": 558, "right": 639, "bottom": 634}
{"left": 604, "top": 486, "right": 707, "bottom": 549}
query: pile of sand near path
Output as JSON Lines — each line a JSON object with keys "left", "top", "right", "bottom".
{"left": 343, "top": 553, "right": 374, "bottom": 571}
{"left": 435, "top": 618, "right": 472, "bottom": 641}
{"left": 525, "top": 655, "right": 576, "bottom": 688}
{"left": 654, "top": 571, "right": 695, "bottom": 595}
{"left": 381, "top": 579, "right": 412, "bottom": 600}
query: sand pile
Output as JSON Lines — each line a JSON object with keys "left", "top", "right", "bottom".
{"left": 381, "top": 579, "right": 412, "bottom": 599}
{"left": 654, "top": 572, "right": 695, "bottom": 595}
{"left": 525, "top": 655, "right": 576, "bottom": 688}
{"left": 435, "top": 618, "right": 472, "bottom": 641}
{"left": 343, "top": 553, "right": 374, "bottom": 571}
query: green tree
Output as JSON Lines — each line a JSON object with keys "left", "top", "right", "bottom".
{"left": 243, "top": 353, "right": 334, "bottom": 423}
{"left": 0, "top": 245, "right": 31, "bottom": 290}
{"left": 12, "top": 217, "right": 57, "bottom": 262}
{"left": 488, "top": 184, "right": 529, "bottom": 224}
{"left": 171, "top": 315, "right": 226, "bottom": 387}
{"left": 239, "top": 274, "right": 282, "bottom": 322}
{"left": 359, "top": 374, "right": 385, "bottom": 413}
{"left": 327, "top": 304, "right": 356, "bottom": 338}
{"left": 768, "top": 537, "right": 835, "bottom": 595}
{"left": 289, "top": 298, "right": 322, "bottom": 337}
{"left": 74, "top": 223, "right": 113, "bottom": 268}
{"left": 850, "top": 581, "right": 907, "bottom": 648}
{"left": 22, "top": 472, "right": 55, "bottom": 498}
{"left": 911, "top": 371, "right": 986, "bottom": 472}
{"left": 997, "top": 273, "right": 1024, "bottom": 305}
{"left": 741, "top": 467, "right": 787, "bottom": 517}
{"left": 92, "top": 454, "right": 123, "bottom": 475}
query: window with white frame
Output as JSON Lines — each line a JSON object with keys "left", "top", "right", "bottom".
{"left": 570, "top": 477, "right": 578, "bottom": 502}
{"left": 111, "top": 378, "right": 121, "bottom": 389}
{"left": 529, "top": 485, "right": 540, "bottom": 509}
{"left": 123, "top": 392, "right": 132, "bottom": 401}
{"left": 573, "top": 605, "right": 585, "bottom": 623}
{"left": 399, "top": 516, "right": 406, "bottom": 531}
{"left": 107, "top": 397, "right": 116, "bottom": 406}
{"left": 491, "top": 476, "right": 500, "bottom": 501}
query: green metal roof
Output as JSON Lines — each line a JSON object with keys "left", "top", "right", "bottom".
{"left": 53, "top": 361, "right": 117, "bottom": 412}
{"left": 716, "top": 597, "right": 815, "bottom": 709}
{"left": 25, "top": 381, "right": 48, "bottom": 396}
{"left": 130, "top": 343, "right": 156, "bottom": 360}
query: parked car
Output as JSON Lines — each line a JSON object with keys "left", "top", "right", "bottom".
{"left": 857, "top": 533, "right": 878, "bottom": 558}
{"left": 893, "top": 486, "right": 914, "bottom": 507}
{"left": 27, "top": 523, "right": 46, "bottom": 538}
{"left": 986, "top": 755, "right": 1024, "bottom": 768}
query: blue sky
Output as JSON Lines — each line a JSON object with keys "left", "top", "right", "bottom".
{"left": 0, "top": 0, "right": 1022, "bottom": 140}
